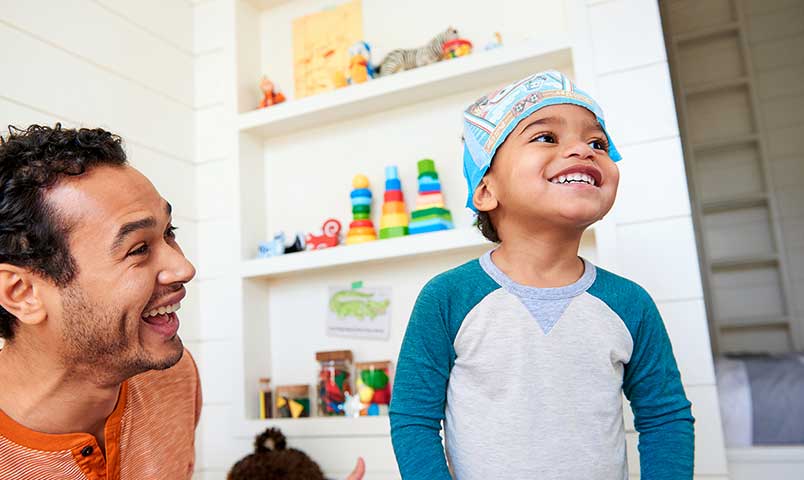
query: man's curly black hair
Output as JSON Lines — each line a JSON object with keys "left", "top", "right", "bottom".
{"left": 0, "top": 123, "right": 127, "bottom": 341}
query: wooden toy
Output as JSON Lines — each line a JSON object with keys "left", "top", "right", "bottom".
{"left": 258, "top": 76, "right": 286, "bottom": 109}
{"left": 305, "top": 218, "right": 342, "bottom": 250}
{"left": 346, "top": 175, "right": 378, "bottom": 244}
{"left": 442, "top": 38, "right": 473, "bottom": 59}
{"left": 409, "top": 159, "right": 454, "bottom": 235}
{"left": 258, "top": 232, "right": 286, "bottom": 258}
{"left": 377, "top": 27, "right": 460, "bottom": 76}
{"left": 379, "top": 166, "right": 409, "bottom": 239}
{"left": 274, "top": 385, "right": 311, "bottom": 419}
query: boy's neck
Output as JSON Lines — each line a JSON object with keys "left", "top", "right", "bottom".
{"left": 492, "top": 225, "right": 586, "bottom": 288}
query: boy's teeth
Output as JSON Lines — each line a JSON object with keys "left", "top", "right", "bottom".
{"left": 550, "top": 172, "right": 597, "bottom": 185}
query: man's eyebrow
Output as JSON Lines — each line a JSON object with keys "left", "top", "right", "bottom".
{"left": 110, "top": 217, "right": 157, "bottom": 252}
{"left": 165, "top": 201, "right": 172, "bottom": 216}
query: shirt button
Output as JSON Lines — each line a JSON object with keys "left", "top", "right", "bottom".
{"left": 81, "top": 446, "right": 94, "bottom": 457}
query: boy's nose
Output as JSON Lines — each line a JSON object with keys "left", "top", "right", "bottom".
{"left": 562, "top": 140, "right": 595, "bottom": 160}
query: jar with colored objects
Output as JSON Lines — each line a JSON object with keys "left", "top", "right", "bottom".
{"left": 274, "top": 385, "right": 311, "bottom": 419}
{"left": 316, "top": 350, "right": 353, "bottom": 416}
{"left": 258, "top": 377, "right": 272, "bottom": 419}
{"left": 355, "top": 361, "right": 392, "bottom": 416}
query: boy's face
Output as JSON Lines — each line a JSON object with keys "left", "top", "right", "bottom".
{"left": 474, "top": 104, "right": 619, "bottom": 232}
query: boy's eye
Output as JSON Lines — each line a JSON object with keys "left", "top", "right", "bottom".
{"left": 531, "top": 133, "right": 556, "bottom": 144}
{"left": 589, "top": 139, "right": 609, "bottom": 151}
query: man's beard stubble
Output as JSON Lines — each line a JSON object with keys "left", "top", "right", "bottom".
{"left": 59, "top": 282, "right": 183, "bottom": 384}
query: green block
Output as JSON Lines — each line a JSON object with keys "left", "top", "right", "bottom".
{"left": 417, "top": 158, "right": 436, "bottom": 175}
{"left": 411, "top": 207, "right": 451, "bottom": 220}
{"left": 417, "top": 172, "right": 439, "bottom": 181}
{"left": 353, "top": 212, "right": 370, "bottom": 220}
{"left": 409, "top": 213, "right": 452, "bottom": 224}
{"left": 352, "top": 205, "right": 370, "bottom": 214}
{"left": 379, "top": 226, "right": 408, "bottom": 239}
{"left": 361, "top": 369, "right": 389, "bottom": 389}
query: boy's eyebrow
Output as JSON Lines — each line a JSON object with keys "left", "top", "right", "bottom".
{"left": 519, "top": 116, "right": 565, "bottom": 135}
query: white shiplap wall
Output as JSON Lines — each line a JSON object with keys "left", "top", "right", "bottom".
{"left": 743, "top": 0, "right": 804, "bottom": 348}
{"left": 0, "top": 0, "right": 203, "bottom": 470}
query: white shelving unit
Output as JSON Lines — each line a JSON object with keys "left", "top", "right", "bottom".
{"left": 228, "top": 1, "right": 591, "bottom": 473}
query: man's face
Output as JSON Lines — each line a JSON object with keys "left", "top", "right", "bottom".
{"left": 41, "top": 165, "right": 195, "bottom": 380}
{"left": 480, "top": 104, "right": 620, "bottom": 231}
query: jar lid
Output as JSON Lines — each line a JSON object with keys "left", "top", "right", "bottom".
{"left": 355, "top": 360, "right": 391, "bottom": 370}
{"left": 315, "top": 350, "right": 353, "bottom": 362}
{"left": 275, "top": 384, "right": 310, "bottom": 396}
{"left": 258, "top": 377, "right": 271, "bottom": 383}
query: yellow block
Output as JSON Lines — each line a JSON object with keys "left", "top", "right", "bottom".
{"left": 382, "top": 201, "right": 406, "bottom": 214}
{"left": 289, "top": 399, "right": 305, "bottom": 419}
{"left": 353, "top": 174, "right": 369, "bottom": 189}
{"left": 416, "top": 201, "right": 446, "bottom": 210}
{"left": 346, "top": 234, "right": 377, "bottom": 245}
{"left": 348, "top": 226, "right": 376, "bottom": 236}
{"left": 379, "top": 213, "right": 409, "bottom": 229}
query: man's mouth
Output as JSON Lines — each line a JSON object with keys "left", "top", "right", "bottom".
{"left": 142, "top": 302, "right": 181, "bottom": 324}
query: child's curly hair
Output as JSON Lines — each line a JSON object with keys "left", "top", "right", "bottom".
{"left": 227, "top": 428, "right": 325, "bottom": 480}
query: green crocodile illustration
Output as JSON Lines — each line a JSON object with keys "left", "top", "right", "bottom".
{"left": 329, "top": 290, "right": 390, "bottom": 320}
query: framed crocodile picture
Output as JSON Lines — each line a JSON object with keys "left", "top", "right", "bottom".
{"left": 327, "top": 285, "right": 391, "bottom": 339}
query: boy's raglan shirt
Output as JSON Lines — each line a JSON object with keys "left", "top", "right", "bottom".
{"left": 390, "top": 253, "right": 694, "bottom": 480}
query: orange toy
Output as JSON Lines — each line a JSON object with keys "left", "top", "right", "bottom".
{"left": 259, "top": 76, "right": 286, "bottom": 109}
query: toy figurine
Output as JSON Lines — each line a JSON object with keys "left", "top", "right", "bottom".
{"left": 306, "top": 219, "right": 342, "bottom": 250}
{"left": 258, "top": 232, "right": 286, "bottom": 258}
{"left": 377, "top": 27, "right": 460, "bottom": 76}
{"left": 442, "top": 38, "right": 473, "bottom": 59}
{"left": 484, "top": 32, "right": 503, "bottom": 50}
{"left": 345, "top": 175, "right": 378, "bottom": 245}
{"left": 258, "top": 76, "right": 286, "bottom": 109}
{"left": 283, "top": 233, "right": 306, "bottom": 254}
{"left": 347, "top": 41, "right": 376, "bottom": 85}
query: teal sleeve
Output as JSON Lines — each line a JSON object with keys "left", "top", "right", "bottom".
{"left": 589, "top": 269, "right": 695, "bottom": 480}
{"left": 389, "top": 260, "right": 499, "bottom": 479}
{"left": 389, "top": 282, "right": 454, "bottom": 479}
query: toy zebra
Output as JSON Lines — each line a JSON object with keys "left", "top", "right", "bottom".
{"left": 377, "top": 27, "right": 459, "bottom": 76}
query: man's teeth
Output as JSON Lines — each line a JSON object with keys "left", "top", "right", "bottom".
{"left": 143, "top": 302, "right": 181, "bottom": 318}
{"left": 550, "top": 172, "right": 596, "bottom": 186}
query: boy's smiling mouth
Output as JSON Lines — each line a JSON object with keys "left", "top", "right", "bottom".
{"left": 548, "top": 165, "right": 602, "bottom": 187}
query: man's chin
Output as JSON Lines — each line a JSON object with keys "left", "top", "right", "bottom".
{"left": 146, "top": 337, "right": 185, "bottom": 371}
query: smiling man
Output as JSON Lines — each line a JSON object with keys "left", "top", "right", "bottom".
{"left": 0, "top": 124, "right": 200, "bottom": 479}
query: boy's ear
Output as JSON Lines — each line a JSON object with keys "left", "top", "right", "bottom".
{"left": 0, "top": 265, "right": 47, "bottom": 326}
{"left": 472, "top": 177, "right": 499, "bottom": 213}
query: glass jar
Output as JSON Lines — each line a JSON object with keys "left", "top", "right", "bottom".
{"left": 274, "top": 384, "right": 311, "bottom": 419}
{"left": 316, "top": 350, "right": 353, "bottom": 416}
{"left": 258, "top": 377, "right": 272, "bottom": 419}
{"left": 355, "top": 361, "right": 392, "bottom": 416}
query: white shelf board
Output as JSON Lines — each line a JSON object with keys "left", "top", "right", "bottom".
{"left": 241, "top": 228, "right": 493, "bottom": 278}
{"left": 237, "top": 416, "right": 390, "bottom": 439}
{"left": 241, "top": 226, "right": 596, "bottom": 279}
{"left": 238, "top": 39, "right": 573, "bottom": 139}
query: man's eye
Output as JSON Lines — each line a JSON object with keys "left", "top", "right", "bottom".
{"left": 165, "top": 225, "right": 178, "bottom": 239}
{"left": 532, "top": 134, "right": 556, "bottom": 143}
{"left": 128, "top": 244, "right": 149, "bottom": 257}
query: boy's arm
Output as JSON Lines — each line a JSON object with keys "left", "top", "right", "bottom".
{"left": 623, "top": 296, "right": 695, "bottom": 480}
{"left": 389, "top": 286, "right": 454, "bottom": 479}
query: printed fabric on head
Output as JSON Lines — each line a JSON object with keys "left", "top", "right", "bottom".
{"left": 461, "top": 70, "right": 622, "bottom": 211}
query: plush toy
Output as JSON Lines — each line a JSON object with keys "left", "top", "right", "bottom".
{"left": 347, "top": 41, "right": 376, "bottom": 85}
{"left": 377, "top": 27, "right": 460, "bottom": 76}
{"left": 227, "top": 428, "right": 325, "bottom": 480}
{"left": 259, "top": 76, "right": 286, "bottom": 109}
{"left": 258, "top": 232, "right": 286, "bottom": 258}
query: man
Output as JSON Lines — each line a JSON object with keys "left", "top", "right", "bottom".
{"left": 0, "top": 124, "right": 200, "bottom": 479}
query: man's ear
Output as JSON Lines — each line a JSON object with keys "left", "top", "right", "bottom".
{"left": 472, "top": 177, "right": 499, "bottom": 213}
{"left": 0, "top": 265, "right": 47, "bottom": 326}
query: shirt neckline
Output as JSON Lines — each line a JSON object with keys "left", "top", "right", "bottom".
{"left": 479, "top": 249, "right": 597, "bottom": 301}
